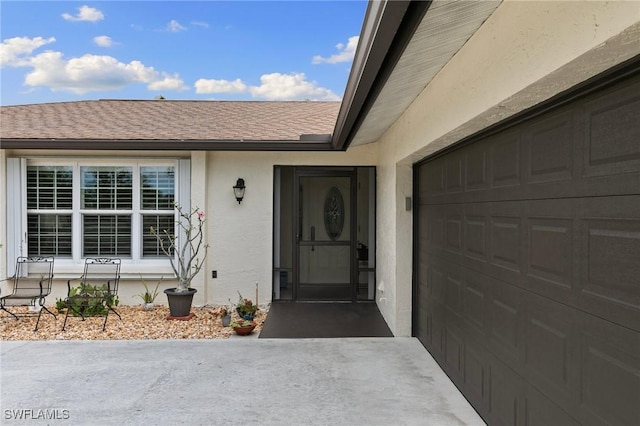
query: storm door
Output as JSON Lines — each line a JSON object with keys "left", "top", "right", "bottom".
{"left": 297, "top": 171, "right": 354, "bottom": 301}
{"left": 273, "top": 167, "right": 375, "bottom": 302}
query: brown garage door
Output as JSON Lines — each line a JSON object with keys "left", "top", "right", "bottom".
{"left": 414, "top": 68, "right": 639, "bottom": 425}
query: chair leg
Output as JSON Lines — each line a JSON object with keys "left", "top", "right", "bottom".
{"left": 102, "top": 305, "right": 121, "bottom": 331}
{"left": 34, "top": 309, "right": 42, "bottom": 331}
{"left": 109, "top": 306, "right": 122, "bottom": 320}
{"left": 0, "top": 305, "right": 19, "bottom": 321}
{"left": 62, "top": 308, "right": 71, "bottom": 331}
{"left": 34, "top": 304, "right": 57, "bottom": 332}
{"left": 102, "top": 310, "right": 109, "bottom": 331}
{"left": 40, "top": 305, "right": 57, "bottom": 319}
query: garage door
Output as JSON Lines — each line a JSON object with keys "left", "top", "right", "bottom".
{"left": 414, "top": 70, "right": 639, "bottom": 425}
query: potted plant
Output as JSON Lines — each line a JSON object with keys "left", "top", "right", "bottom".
{"left": 133, "top": 275, "right": 162, "bottom": 310}
{"left": 230, "top": 319, "right": 256, "bottom": 335}
{"left": 211, "top": 305, "right": 232, "bottom": 326}
{"left": 234, "top": 291, "right": 258, "bottom": 320}
{"left": 150, "top": 203, "right": 209, "bottom": 318}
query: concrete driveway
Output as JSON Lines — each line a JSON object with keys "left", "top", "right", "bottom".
{"left": 1, "top": 337, "right": 485, "bottom": 425}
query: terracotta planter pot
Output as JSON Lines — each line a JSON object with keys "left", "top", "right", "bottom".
{"left": 232, "top": 321, "right": 256, "bottom": 335}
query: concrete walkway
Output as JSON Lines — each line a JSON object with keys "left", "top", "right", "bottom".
{"left": 1, "top": 337, "right": 485, "bottom": 425}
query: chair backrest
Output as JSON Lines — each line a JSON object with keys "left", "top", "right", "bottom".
{"left": 13, "top": 256, "right": 55, "bottom": 297}
{"left": 81, "top": 258, "right": 121, "bottom": 295}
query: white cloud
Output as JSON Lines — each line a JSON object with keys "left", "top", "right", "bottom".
{"left": 93, "top": 35, "right": 114, "bottom": 47}
{"left": 195, "top": 72, "right": 339, "bottom": 101}
{"left": 62, "top": 5, "right": 104, "bottom": 23}
{"left": 251, "top": 73, "right": 339, "bottom": 100}
{"left": 23, "top": 51, "right": 188, "bottom": 94}
{"left": 0, "top": 36, "right": 56, "bottom": 67}
{"left": 166, "top": 20, "right": 187, "bottom": 32}
{"left": 148, "top": 75, "right": 189, "bottom": 91}
{"left": 312, "top": 35, "right": 359, "bottom": 64}
{"left": 195, "top": 78, "right": 247, "bottom": 94}
{"left": 191, "top": 21, "right": 209, "bottom": 28}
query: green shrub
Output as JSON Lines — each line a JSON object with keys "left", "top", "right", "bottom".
{"left": 57, "top": 283, "right": 119, "bottom": 317}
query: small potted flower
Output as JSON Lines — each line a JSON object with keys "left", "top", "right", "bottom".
{"left": 219, "top": 305, "right": 232, "bottom": 327}
{"left": 235, "top": 291, "right": 258, "bottom": 320}
{"left": 230, "top": 319, "right": 256, "bottom": 335}
{"left": 210, "top": 304, "right": 232, "bottom": 326}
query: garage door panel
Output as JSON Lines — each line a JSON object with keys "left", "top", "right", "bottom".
{"left": 429, "top": 301, "right": 446, "bottom": 358}
{"left": 430, "top": 262, "right": 447, "bottom": 304}
{"left": 419, "top": 79, "right": 639, "bottom": 207}
{"left": 464, "top": 211, "right": 489, "bottom": 264}
{"left": 579, "top": 195, "right": 640, "bottom": 331}
{"left": 445, "top": 272, "right": 463, "bottom": 318}
{"left": 462, "top": 273, "right": 489, "bottom": 335}
{"left": 445, "top": 151, "right": 464, "bottom": 193}
{"left": 415, "top": 73, "right": 640, "bottom": 425}
{"left": 428, "top": 197, "right": 639, "bottom": 332}
{"left": 579, "top": 317, "right": 640, "bottom": 426}
{"left": 524, "top": 108, "right": 576, "bottom": 185}
{"left": 490, "top": 129, "right": 522, "bottom": 189}
{"left": 428, "top": 205, "right": 446, "bottom": 250}
{"left": 582, "top": 217, "right": 639, "bottom": 309}
{"left": 523, "top": 198, "right": 577, "bottom": 306}
{"left": 465, "top": 143, "right": 490, "bottom": 191}
{"left": 417, "top": 156, "right": 445, "bottom": 200}
{"left": 415, "top": 300, "right": 431, "bottom": 344}
{"left": 583, "top": 79, "right": 640, "bottom": 178}
{"left": 445, "top": 207, "right": 464, "bottom": 256}
{"left": 524, "top": 296, "right": 576, "bottom": 404}
{"left": 445, "top": 325, "right": 464, "bottom": 380}
{"left": 489, "top": 280, "right": 523, "bottom": 367}
{"left": 463, "top": 340, "right": 490, "bottom": 411}
{"left": 527, "top": 215, "right": 574, "bottom": 290}
{"left": 489, "top": 213, "right": 522, "bottom": 276}
{"left": 489, "top": 360, "right": 523, "bottom": 426}
{"left": 524, "top": 386, "right": 580, "bottom": 426}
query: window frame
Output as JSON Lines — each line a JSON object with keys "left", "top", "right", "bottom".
{"left": 10, "top": 157, "right": 189, "bottom": 276}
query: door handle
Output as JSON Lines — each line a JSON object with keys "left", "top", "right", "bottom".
{"left": 311, "top": 226, "right": 315, "bottom": 251}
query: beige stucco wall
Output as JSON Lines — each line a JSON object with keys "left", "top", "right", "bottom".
{"left": 373, "top": 0, "right": 640, "bottom": 336}
{"left": 202, "top": 145, "right": 379, "bottom": 307}
{"left": 0, "top": 146, "right": 378, "bottom": 308}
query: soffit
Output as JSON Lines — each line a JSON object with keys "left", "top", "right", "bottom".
{"left": 348, "top": 0, "right": 501, "bottom": 147}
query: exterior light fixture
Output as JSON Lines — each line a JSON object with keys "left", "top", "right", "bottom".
{"left": 233, "top": 178, "right": 246, "bottom": 204}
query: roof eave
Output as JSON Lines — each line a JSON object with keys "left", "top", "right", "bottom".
{"left": 0, "top": 139, "right": 335, "bottom": 151}
{"left": 331, "top": 0, "right": 432, "bottom": 151}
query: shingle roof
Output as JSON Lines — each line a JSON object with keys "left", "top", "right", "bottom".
{"left": 0, "top": 100, "right": 340, "bottom": 142}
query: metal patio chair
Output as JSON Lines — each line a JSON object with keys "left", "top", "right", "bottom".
{"left": 0, "top": 256, "right": 56, "bottom": 331}
{"left": 62, "top": 257, "right": 121, "bottom": 331}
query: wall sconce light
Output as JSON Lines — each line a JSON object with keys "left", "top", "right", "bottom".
{"left": 233, "top": 178, "right": 246, "bottom": 204}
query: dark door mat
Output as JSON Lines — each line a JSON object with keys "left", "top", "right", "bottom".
{"left": 259, "top": 302, "right": 394, "bottom": 338}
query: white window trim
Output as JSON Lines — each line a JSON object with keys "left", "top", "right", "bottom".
{"left": 7, "top": 157, "right": 190, "bottom": 277}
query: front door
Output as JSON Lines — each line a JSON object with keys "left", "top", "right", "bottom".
{"left": 273, "top": 166, "right": 375, "bottom": 303}
{"left": 296, "top": 171, "right": 355, "bottom": 301}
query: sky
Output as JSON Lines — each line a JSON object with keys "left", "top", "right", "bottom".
{"left": 0, "top": 1, "right": 368, "bottom": 106}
